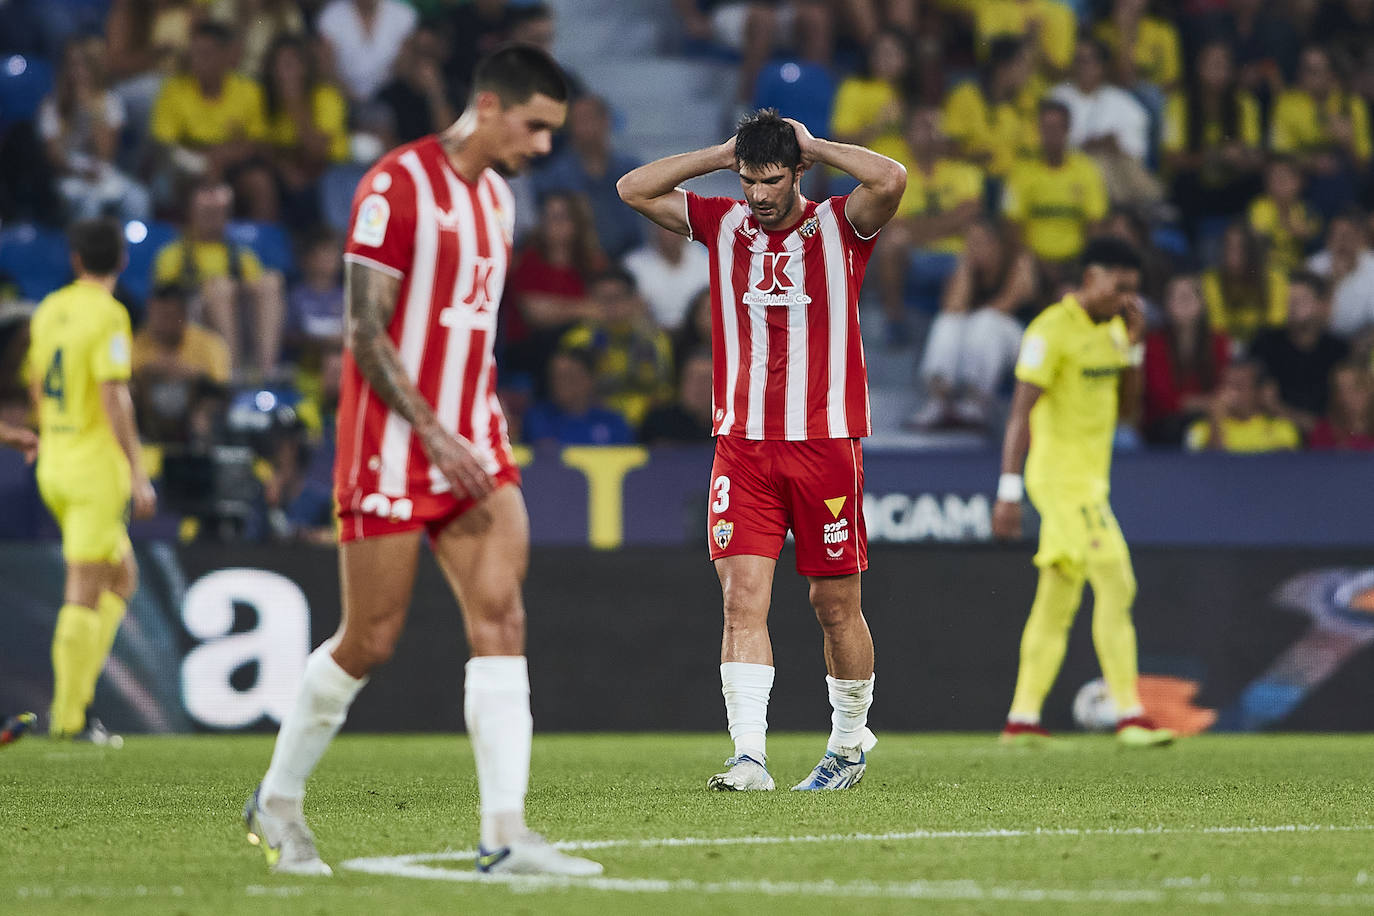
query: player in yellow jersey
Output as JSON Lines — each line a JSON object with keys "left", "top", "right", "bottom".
{"left": 992, "top": 237, "right": 1173, "bottom": 748}
{"left": 26, "top": 219, "right": 156, "bottom": 743}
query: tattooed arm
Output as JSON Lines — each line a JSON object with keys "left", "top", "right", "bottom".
{"left": 345, "top": 260, "right": 494, "bottom": 499}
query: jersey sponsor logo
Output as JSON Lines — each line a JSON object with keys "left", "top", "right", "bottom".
{"left": 352, "top": 194, "right": 390, "bottom": 247}
{"left": 435, "top": 206, "right": 463, "bottom": 233}
{"left": 1081, "top": 365, "right": 1121, "bottom": 379}
{"left": 360, "top": 493, "right": 414, "bottom": 522}
{"left": 826, "top": 546, "right": 845, "bottom": 559}
{"left": 744, "top": 253, "right": 812, "bottom": 307}
{"left": 823, "top": 517, "right": 850, "bottom": 545}
{"left": 438, "top": 257, "right": 501, "bottom": 330}
{"left": 712, "top": 519, "right": 734, "bottom": 549}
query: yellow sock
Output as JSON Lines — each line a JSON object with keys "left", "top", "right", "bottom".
{"left": 79, "top": 592, "right": 128, "bottom": 710}
{"left": 50, "top": 604, "right": 102, "bottom": 737}
{"left": 1087, "top": 558, "right": 1142, "bottom": 714}
{"left": 1008, "top": 565, "right": 1086, "bottom": 721}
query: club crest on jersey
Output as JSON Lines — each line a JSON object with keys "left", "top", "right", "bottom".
{"left": 798, "top": 216, "right": 820, "bottom": 238}
{"left": 352, "top": 194, "right": 389, "bottom": 247}
{"left": 712, "top": 519, "right": 734, "bottom": 550}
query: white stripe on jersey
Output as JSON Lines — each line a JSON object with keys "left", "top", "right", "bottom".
{"left": 715, "top": 204, "right": 750, "bottom": 436}
{"left": 744, "top": 247, "right": 768, "bottom": 440}
{"left": 429, "top": 170, "right": 478, "bottom": 494}
{"left": 471, "top": 176, "right": 509, "bottom": 474}
{"left": 378, "top": 149, "right": 439, "bottom": 497}
{"left": 784, "top": 234, "right": 808, "bottom": 441}
{"left": 816, "top": 200, "right": 850, "bottom": 439}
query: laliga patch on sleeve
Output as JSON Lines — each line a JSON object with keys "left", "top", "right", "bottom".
{"left": 109, "top": 333, "right": 130, "bottom": 369}
{"left": 352, "top": 194, "right": 390, "bottom": 248}
{"left": 1018, "top": 333, "right": 1047, "bottom": 370}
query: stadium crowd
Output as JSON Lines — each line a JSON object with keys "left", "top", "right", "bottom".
{"left": 0, "top": 0, "right": 1372, "bottom": 544}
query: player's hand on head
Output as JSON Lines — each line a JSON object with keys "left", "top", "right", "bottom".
{"left": 132, "top": 478, "right": 157, "bottom": 520}
{"left": 992, "top": 499, "right": 1022, "bottom": 540}
{"left": 1120, "top": 294, "right": 1146, "bottom": 342}
{"left": 422, "top": 428, "right": 495, "bottom": 501}
{"left": 719, "top": 134, "right": 737, "bottom": 171}
{"left": 782, "top": 118, "right": 819, "bottom": 168}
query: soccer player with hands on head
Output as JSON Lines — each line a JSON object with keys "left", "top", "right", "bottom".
{"left": 992, "top": 236, "right": 1174, "bottom": 748}
{"left": 619, "top": 111, "right": 906, "bottom": 791}
{"left": 244, "top": 45, "right": 602, "bottom": 879}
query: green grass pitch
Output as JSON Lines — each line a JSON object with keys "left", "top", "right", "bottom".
{"left": 4, "top": 733, "right": 1373, "bottom": 913}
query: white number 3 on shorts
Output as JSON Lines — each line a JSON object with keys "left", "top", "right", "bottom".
{"left": 711, "top": 476, "right": 731, "bottom": 513}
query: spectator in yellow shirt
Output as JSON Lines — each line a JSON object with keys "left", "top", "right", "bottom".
{"left": 1162, "top": 41, "right": 1264, "bottom": 243}
{"left": 876, "top": 105, "right": 985, "bottom": 342}
{"left": 1093, "top": 0, "right": 1182, "bottom": 90}
{"left": 1270, "top": 44, "right": 1371, "bottom": 218}
{"left": 150, "top": 21, "right": 271, "bottom": 217}
{"left": 1001, "top": 100, "right": 1108, "bottom": 284}
{"left": 1185, "top": 360, "right": 1301, "bottom": 453}
{"left": 1248, "top": 157, "right": 1322, "bottom": 274}
{"left": 830, "top": 29, "right": 913, "bottom": 168}
{"left": 1201, "top": 222, "right": 1288, "bottom": 345}
{"left": 259, "top": 35, "right": 350, "bottom": 228}
{"left": 943, "top": 37, "right": 1042, "bottom": 180}
{"left": 973, "top": 0, "right": 1075, "bottom": 78}
{"left": 152, "top": 181, "right": 286, "bottom": 378}
{"left": 132, "top": 283, "right": 231, "bottom": 443}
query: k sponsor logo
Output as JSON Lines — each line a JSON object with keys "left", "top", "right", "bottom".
{"left": 712, "top": 519, "right": 734, "bottom": 550}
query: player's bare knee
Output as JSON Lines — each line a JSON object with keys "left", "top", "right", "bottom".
{"left": 721, "top": 586, "right": 768, "bottom": 629}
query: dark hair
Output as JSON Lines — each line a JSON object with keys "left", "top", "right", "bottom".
{"left": 983, "top": 37, "right": 1026, "bottom": 90}
{"left": 1287, "top": 269, "right": 1328, "bottom": 301}
{"left": 532, "top": 190, "right": 604, "bottom": 276}
{"left": 150, "top": 282, "right": 187, "bottom": 305}
{"left": 472, "top": 43, "right": 568, "bottom": 105}
{"left": 1081, "top": 236, "right": 1143, "bottom": 273}
{"left": 1163, "top": 274, "right": 1219, "bottom": 392}
{"left": 191, "top": 21, "right": 234, "bottom": 46}
{"left": 1185, "top": 41, "right": 1240, "bottom": 153}
{"left": 261, "top": 34, "right": 319, "bottom": 120}
{"left": 553, "top": 346, "right": 597, "bottom": 375}
{"left": 1329, "top": 205, "right": 1367, "bottom": 229}
{"left": 68, "top": 219, "right": 123, "bottom": 276}
{"left": 734, "top": 108, "right": 802, "bottom": 172}
{"left": 589, "top": 266, "right": 636, "bottom": 293}
{"left": 509, "top": 3, "right": 552, "bottom": 27}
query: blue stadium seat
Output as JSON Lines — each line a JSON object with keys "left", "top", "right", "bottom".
{"left": 319, "top": 163, "right": 368, "bottom": 234}
{"left": 226, "top": 221, "right": 294, "bottom": 279}
{"left": 120, "top": 219, "right": 177, "bottom": 306}
{"left": 0, "top": 54, "right": 54, "bottom": 128}
{"left": 0, "top": 223, "right": 70, "bottom": 300}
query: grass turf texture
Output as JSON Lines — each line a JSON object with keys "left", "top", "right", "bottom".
{"left": 3, "top": 733, "right": 1373, "bottom": 914}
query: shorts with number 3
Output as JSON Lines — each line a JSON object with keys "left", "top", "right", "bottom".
{"left": 706, "top": 436, "right": 867, "bottom": 576}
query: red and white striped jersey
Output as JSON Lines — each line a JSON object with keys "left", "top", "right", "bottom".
{"left": 685, "top": 192, "right": 876, "bottom": 440}
{"left": 336, "top": 136, "right": 517, "bottom": 506}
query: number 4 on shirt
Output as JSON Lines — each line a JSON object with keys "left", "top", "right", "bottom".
{"left": 42, "top": 347, "right": 65, "bottom": 411}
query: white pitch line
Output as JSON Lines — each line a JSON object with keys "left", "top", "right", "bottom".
{"left": 339, "top": 824, "right": 1374, "bottom": 906}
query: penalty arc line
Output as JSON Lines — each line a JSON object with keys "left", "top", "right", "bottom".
{"left": 339, "top": 824, "right": 1374, "bottom": 906}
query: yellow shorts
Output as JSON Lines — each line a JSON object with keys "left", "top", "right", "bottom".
{"left": 1031, "top": 493, "right": 1130, "bottom": 574}
{"left": 38, "top": 471, "right": 131, "bottom": 565}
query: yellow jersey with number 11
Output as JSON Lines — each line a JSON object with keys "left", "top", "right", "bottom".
{"left": 26, "top": 280, "right": 133, "bottom": 482}
{"left": 1014, "top": 295, "right": 1131, "bottom": 503}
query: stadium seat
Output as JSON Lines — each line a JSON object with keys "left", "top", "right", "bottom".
{"left": 226, "top": 221, "right": 295, "bottom": 279}
{"left": 319, "top": 162, "right": 368, "bottom": 235}
{"left": 120, "top": 219, "right": 178, "bottom": 307}
{"left": 0, "top": 223, "right": 70, "bottom": 300}
{"left": 0, "top": 54, "right": 54, "bottom": 129}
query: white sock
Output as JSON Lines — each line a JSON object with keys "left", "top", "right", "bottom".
{"left": 1007, "top": 711, "right": 1040, "bottom": 725}
{"left": 720, "top": 662, "right": 774, "bottom": 762}
{"left": 261, "top": 640, "right": 366, "bottom": 807}
{"left": 827, "top": 673, "right": 875, "bottom": 756}
{"left": 465, "top": 656, "right": 532, "bottom": 850}
{"left": 1117, "top": 704, "right": 1144, "bottom": 720}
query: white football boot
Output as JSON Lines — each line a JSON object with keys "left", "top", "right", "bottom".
{"left": 477, "top": 831, "right": 604, "bottom": 876}
{"left": 243, "top": 785, "right": 333, "bottom": 876}
{"left": 792, "top": 728, "right": 877, "bottom": 791}
{"left": 706, "top": 753, "right": 776, "bottom": 791}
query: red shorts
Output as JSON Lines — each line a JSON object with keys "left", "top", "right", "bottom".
{"left": 336, "top": 465, "right": 522, "bottom": 544}
{"left": 707, "top": 436, "right": 867, "bottom": 577}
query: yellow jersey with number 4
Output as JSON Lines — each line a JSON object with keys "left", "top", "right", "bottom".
{"left": 1015, "top": 295, "right": 1131, "bottom": 502}
{"left": 26, "top": 280, "right": 133, "bottom": 481}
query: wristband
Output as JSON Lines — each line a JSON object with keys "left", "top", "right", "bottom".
{"left": 997, "top": 473, "right": 1024, "bottom": 503}
{"left": 1128, "top": 343, "right": 1145, "bottom": 367}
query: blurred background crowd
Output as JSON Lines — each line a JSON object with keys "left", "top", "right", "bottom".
{"left": 0, "top": 0, "right": 1371, "bottom": 544}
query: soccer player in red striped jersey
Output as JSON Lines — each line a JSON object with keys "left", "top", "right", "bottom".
{"left": 619, "top": 111, "right": 906, "bottom": 791}
{"left": 244, "top": 45, "right": 601, "bottom": 878}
